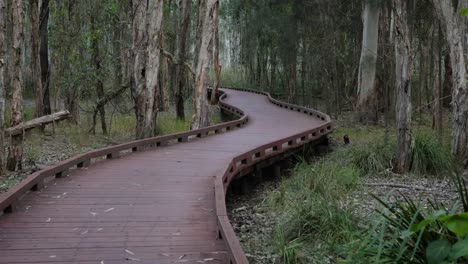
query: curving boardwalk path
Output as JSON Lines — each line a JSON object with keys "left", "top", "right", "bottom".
{"left": 0, "top": 88, "right": 332, "bottom": 264}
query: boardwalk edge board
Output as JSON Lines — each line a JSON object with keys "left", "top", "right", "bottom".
{"left": 0, "top": 87, "right": 332, "bottom": 264}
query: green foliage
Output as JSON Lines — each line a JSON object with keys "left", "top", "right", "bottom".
{"left": 460, "top": 8, "right": 468, "bottom": 16}
{"left": 348, "top": 172, "right": 468, "bottom": 264}
{"left": 410, "top": 132, "right": 457, "bottom": 176}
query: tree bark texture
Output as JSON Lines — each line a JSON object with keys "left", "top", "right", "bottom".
{"left": 394, "top": 0, "right": 412, "bottom": 174}
{"left": 0, "top": 0, "right": 6, "bottom": 175}
{"left": 30, "top": 0, "right": 43, "bottom": 117}
{"left": 7, "top": 0, "right": 24, "bottom": 171}
{"left": 131, "top": 0, "right": 164, "bottom": 139}
{"left": 174, "top": 0, "right": 192, "bottom": 120}
{"left": 40, "top": 0, "right": 51, "bottom": 115}
{"left": 357, "top": 0, "right": 380, "bottom": 124}
{"left": 210, "top": 0, "right": 220, "bottom": 105}
{"left": 191, "top": 0, "right": 218, "bottom": 130}
{"left": 432, "top": 0, "right": 468, "bottom": 160}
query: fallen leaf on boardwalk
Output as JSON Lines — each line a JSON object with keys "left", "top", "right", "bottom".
{"left": 81, "top": 230, "right": 88, "bottom": 235}
{"left": 100, "top": 261, "right": 104, "bottom": 264}
{"left": 63, "top": 192, "right": 67, "bottom": 195}
{"left": 125, "top": 249, "right": 135, "bottom": 255}
{"left": 73, "top": 228, "right": 79, "bottom": 231}
{"left": 104, "top": 208, "right": 115, "bottom": 213}
{"left": 172, "top": 232, "right": 181, "bottom": 236}
{"left": 161, "top": 253, "right": 170, "bottom": 257}
{"left": 90, "top": 212, "right": 97, "bottom": 216}
{"left": 179, "top": 254, "right": 186, "bottom": 260}
{"left": 204, "top": 258, "right": 214, "bottom": 261}
{"left": 49, "top": 255, "right": 56, "bottom": 258}
{"left": 46, "top": 218, "right": 51, "bottom": 222}
{"left": 97, "top": 228, "right": 103, "bottom": 232}
{"left": 125, "top": 257, "right": 141, "bottom": 262}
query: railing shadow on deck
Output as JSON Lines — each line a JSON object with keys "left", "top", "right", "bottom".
{"left": 0, "top": 86, "right": 333, "bottom": 264}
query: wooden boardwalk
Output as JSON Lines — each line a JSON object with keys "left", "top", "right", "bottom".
{"left": 0, "top": 88, "right": 332, "bottom": 264}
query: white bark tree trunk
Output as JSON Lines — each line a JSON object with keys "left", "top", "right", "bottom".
{"left": 191, "top": 0, "right": 218, "bottom": 130}
{"left": 357, "top": 0, "right": 380, "bottom": 124}
{"left": 0, "top": 0, "right": 6, "bottom": 175}
{"left": 7, "top": 0, "right": 24, "bottom": 171}
{"left": 131, "top": 0, "right": 164, "bottom": 139}
{"left": 432, "top": 0, "right": 468, "bottom": 160}
{"left": 394, "top": 0, "right": 412, "bottom": 173}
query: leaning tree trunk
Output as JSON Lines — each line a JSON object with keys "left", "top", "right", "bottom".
{"left": 356, "top": 0, "right": 380, "bottom": 124}
{"left": 0, "top": 0, "right": 6, "bottom": 175}
{"left": 7, "top": 0, "right": 24, "bottom": 171}
{"left": 394, "top": 0, "right": 412, "bottom": 174}
{"left": 432, "top": 0, "right": 468, "bottom": 160}
{"left": 39, "top": 0, "right": 51, "bottom": 115}
{"left": 174, "top": 0, "right": 192, "bottom": 120}
{"left": 30, "top": 0, "right": 43, "bottom": 117}
{"left": 191, "top": 0, "right": 218, "bottom": 130}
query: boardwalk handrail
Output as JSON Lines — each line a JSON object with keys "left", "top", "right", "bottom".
{"left": 0, "top": 89, "right": 247, "bottom": 214}
{"left": 213, "top": 87, "right": 332, "bottom": 264}
{"left": 0, "top": 87, "right": 332, "bottom": 264}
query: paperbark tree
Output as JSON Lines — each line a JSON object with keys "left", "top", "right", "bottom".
{"left": 394, "top": 0, "right": 412, "bottom": 173}
{"left": 131, "top": 0, "right": 164, "bottom": 139}
{"left": 356, "top": 0, "right": 380, "bottom": 124}
{"left": 30, "top": 0, "right": 43, "bottom": 117}
{"left": 39, "top": 0, "right": 51, "bottom": 115}
{"left": 174, "top": 0, "right": 192, "bottom": 120}
{"left": 7, "top": 0, "right": 24, "bottom": 171}
{"left": 432, "top": 0, "right": 468, "bottom": 160}
{"left": 0, "top": 0, "right": 6, "bottom": 175}
{"left": 191, "top": 0, "right": 218, "bottom": 129}
{"left": 210, "top": 0, "right": 221, "bottom": 105}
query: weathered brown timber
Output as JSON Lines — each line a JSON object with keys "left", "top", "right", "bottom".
{"left": 5, "top": 110, "right": 70, "bottom": 136}
{"left": 0, "top": 88, "right": 332, "bottom": 263}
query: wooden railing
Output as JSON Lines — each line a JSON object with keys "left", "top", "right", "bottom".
{"left": 0, "top": 87, "right": 332, "bottom": 264}
{"left": 213, "top": 87, "right": 332, "bottom": 264}
{"left": 0, "top": 89, "right": 247, "bottom": 214}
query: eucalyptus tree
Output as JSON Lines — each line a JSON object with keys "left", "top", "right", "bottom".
{"left": 431, "top": 0, "right": 468, "bottom": 160}
{"left": 191, "top": 0, "right": 219, "bottom": 129}
{"left": 356, "top": 0, "right": 381, "bottom": 124}
{"left": 0, "top": 0, "right": 6, "bottom": 175}
{"left": 131, "top": 0, "right": 164, "bottom": 139}
{"left": 394, "top": 0, "right": 412, "bottom": 173}
{"left": 7, "top": 0, "right": 24, "bottom": 171}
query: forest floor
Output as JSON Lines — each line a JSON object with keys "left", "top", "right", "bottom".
{"left": 226, "top": 111, "right": 464, "bottom": 264}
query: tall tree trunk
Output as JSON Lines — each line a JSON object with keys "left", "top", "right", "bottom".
{"left": 40, "top": 0, "right": 51, "bottom": 115}
{"left": 7, "top": 0, "right": 24, "bottom": 171}
{"left": 0, "top": 0, "right": 6, "bottom": 175}
{"left": 174, "top": 0, "right": 192, "bottom": 120}
{"left": 432, "top": 0, "right": 468, "bottom": 160}
{"left": 210, "top": 0, "right": 220, "bottom": 105}
{"left": 432, "top": 26, "right": 442, "bottom": 134}
{"left": 131, "top": 0, "right": 164, "bottom": 139}
{"left": 191, "top": 0, "right": 218, "bottom": 130}
{"left": 356, "top": 0, "right": 380, "bottom": 124}
{"left": 394, "top": 0, "right": 412, "bottom": 174}
{"left": 160, "top": 56, "right": 170, "bottom": 112}
{"left": 90, "top": 12, "right": 107, "bottom": 135}
{"left": 30, "top": 0, "right": 43, "bottom": 117}
{"left": 443, "top": 53, "right": 453, "bottom": 108}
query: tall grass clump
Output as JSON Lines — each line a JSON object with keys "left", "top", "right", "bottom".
{"left": 410, "top": 132, "right": 457, "bottom": 176}
{"left": 268, "top": 155, "right": 362, "bottom": 263}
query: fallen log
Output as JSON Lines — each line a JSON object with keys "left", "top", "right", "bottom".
{"left": 5, "top": 110, "right": 71, "bottom": 136}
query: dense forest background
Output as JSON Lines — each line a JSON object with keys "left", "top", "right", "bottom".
{"left": 0, "top": 0, "right": 467, "bottom": 175}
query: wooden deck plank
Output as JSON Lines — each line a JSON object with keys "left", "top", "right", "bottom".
{"left": 0, "top": 89, "right": 329, "bottom": 263}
